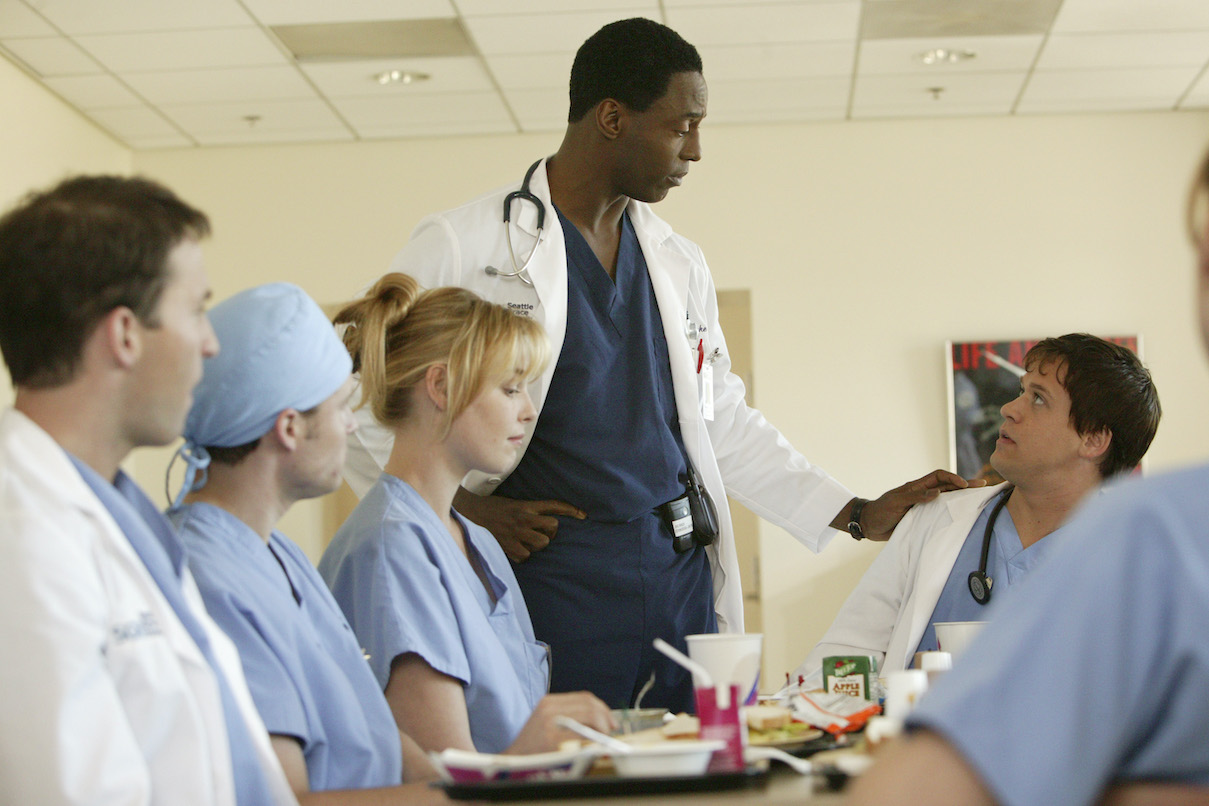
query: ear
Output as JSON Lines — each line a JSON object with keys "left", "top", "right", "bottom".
{"left": 595, "top": 99, "right": 624, "bottom": 141}
{"left": 1080, "top": 428, "right": 1111, "bottom": 461}
{"left": 423, "top": 364, "right": 448, "bottom": 411}
{"left": 102, "top": 307, "right": 142, "bottom": 370}
{"left": 271, "top": 408, "right": 303, "bottom": 452}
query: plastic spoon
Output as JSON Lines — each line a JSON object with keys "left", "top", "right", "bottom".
{"left": 554, "top": 716, "right": 633, "bottom": 755}
{"left": 745, "top": 745, "right": 814, "bottom": 775}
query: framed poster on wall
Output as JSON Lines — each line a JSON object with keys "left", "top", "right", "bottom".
{"left": 946, "top": 336, "right": 1141, "bottom": 482}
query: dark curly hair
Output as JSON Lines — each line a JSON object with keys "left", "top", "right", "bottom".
{"left": 568, "top": 18, "right": 703, "bottom": 123}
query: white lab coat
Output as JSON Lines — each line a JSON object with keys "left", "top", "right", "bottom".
{"left": 793, "top": 484, "right": 1007, "bottom": 686}
{"left": 345, "top": 158, "right": 853, "bottom": 631}
{"left": 0, "top": 408, "right": 296, "bottom": 806}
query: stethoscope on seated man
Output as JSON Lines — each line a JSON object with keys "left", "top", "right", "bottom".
{"left": 968, "top": 485, "right": 1014, "bottom": 605}
{"left": 484, "top": 160, "right": 546, "bottom": 286}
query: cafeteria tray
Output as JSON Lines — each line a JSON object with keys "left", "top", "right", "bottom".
{"left": 437, "top": 766, "right": 770, "bottom": 800}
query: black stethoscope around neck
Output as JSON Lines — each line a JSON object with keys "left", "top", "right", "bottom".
{"left": 485, "top": 159, "right": 547, "bottom": 286}
{"left": 968, "top": 485, "right": 1014, "bottom": 606}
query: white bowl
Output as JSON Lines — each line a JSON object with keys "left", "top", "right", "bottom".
{"left": 610, "top": 740, "right": 727, "bottom": 778}
{"left": 430, "top": 747, "right": 598, "bottom": 783}
{"left": 933, "top": 621, "right": 987, "bottom": 659}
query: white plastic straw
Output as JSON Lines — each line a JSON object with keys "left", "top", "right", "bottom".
{"left": 652, "top": 637, "right": 718, "bottom": 700}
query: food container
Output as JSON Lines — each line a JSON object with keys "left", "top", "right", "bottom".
{"left": 610, "top": 740, "right": 727, "bottom": 778}
{"left": 430, "top": 747, "right": 598, "bottom": 783}
{"left": 822, "top": 655, "right": 878, "bottom": 701}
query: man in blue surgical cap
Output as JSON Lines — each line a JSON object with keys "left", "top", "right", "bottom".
{"left": 167, "top": 283, "right": 440, "bottom": 803}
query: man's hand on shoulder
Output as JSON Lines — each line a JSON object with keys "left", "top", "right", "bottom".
{"left": 840, "top": 471, "right": 987, "bottom": 543}
{"left": 453, "top": 488, "right": 586, "bottom": 562}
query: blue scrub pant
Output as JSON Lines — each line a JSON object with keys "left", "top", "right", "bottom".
{"left": 513, "top": 512, "right": 716, "bottom": 713}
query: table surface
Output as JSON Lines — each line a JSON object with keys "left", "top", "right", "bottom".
{"left": 439, "top": 765, "right": 848, "bottom": 806}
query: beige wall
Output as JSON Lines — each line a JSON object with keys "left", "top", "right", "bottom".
{"left": 7, "top": 49, "right": 1207, "bottom": 688}
{"left": 0, "top": 56, "right": 130, "bottom": 404}
{"left": 134, "top": 111, "right": 1209, "bottom": 682}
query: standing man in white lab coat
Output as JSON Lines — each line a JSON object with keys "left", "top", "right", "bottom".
{"left": 0, "top": 176, "right": 295, "bottom": 806}
{"left": 792, "top": 333, "right": 1160, "bottom": 686}
{"left": 345, "top": 18, "right": 975, "bottom": 712}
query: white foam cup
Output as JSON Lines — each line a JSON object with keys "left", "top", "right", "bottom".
{"left": 883, "top": 669, "right": 929, "bottom": 723}
{"left": 685, "top": 633, "right": 763, "bottom": 706}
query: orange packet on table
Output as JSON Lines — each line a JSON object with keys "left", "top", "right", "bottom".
{"left": 787, "top": 689, "right": 881, "bottom": 735}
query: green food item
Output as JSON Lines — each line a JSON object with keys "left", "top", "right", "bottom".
{"left": 822, "top": 655, "right": 878, "bottom": 701}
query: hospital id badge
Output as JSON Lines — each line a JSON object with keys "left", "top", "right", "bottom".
{"left": 699, "top": 364, "right": 715, "bottom": 420}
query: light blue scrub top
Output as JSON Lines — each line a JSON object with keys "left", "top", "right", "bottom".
{"left": 68, "top": 459, "right": 277, "bottom": 806}
{"left": 914, "top": 491, "right": 1062, "bottom": 656}
{"left": 909, "top": 465, "right": 1209, "bottom": 805}
{"left": 170, "top": 503, "right": 403, "bottom": 792}
{"left": 319, "top": 474, "right": 549, "bottom": 754}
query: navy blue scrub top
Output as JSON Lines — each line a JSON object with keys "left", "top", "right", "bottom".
{"left": 497, "top": 207, "right": 715, "bottom": 712}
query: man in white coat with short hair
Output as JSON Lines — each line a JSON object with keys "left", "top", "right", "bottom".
{"left": 0, "top": 176, "right": 295, "bottom": 806}
{"left": 794, "top": 333, "right": 1160, "bottom": 686}
{"left": 346, "top": 18, "right": 974, "bottom": 712}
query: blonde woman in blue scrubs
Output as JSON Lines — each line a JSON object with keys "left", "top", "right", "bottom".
{"left": 320, "top": 274, "right": 614, "bottom": 756}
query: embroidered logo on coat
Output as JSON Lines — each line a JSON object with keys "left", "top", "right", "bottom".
{"left": 110, "top": 611, "right": 162, "bottom": 643}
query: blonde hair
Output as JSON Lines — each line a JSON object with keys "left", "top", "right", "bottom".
{"left": 335, "top": 273, "right": 550, "bottom": 436}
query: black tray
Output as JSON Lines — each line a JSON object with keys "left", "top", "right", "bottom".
{"left": 437, "top": 766, "right": 769, "bottom": 801}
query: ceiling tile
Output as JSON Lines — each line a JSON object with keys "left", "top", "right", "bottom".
{"left": 1, "top": 36, "right": 100, "bottom": 76}
{"left": 463, "top": 9, "right": 653, "bottom": 55}
{"left": 668, "top": 2, "right": 860, "bottom": 45}
{"left": 76, "top": 28, "right": 287, "bottom": 73}
{"left": 87, "top": 105, "right": 184, "bottom": 139}
{"left": 712, "top": 105, "right": 847, "bottom": 123}
{"left": 459, "top": 0, "right": 656, "bottom": 14}
{"left": 699, "top": 41, "right": 856, "bottom": 80}
{"left": 1037, "top": 32, "right": 1209, "bottom": 70}
{"left": 121, "top": 65, "right": 316, "bottom": 105}
{"left": 42, "top": 74, "right": 143, "bottom": 108}
{"left": 0, "top": 2, "right": 56, "bottom": 37}
{"left": 123, "top": 133, "right": 196, "bottom": 149}
{"left": 1052, "top": 0, "right": 1209, "bottom": 33}
{"left": 301, "top": 56, "right": 493, "bottom": 97}
{"left": 504, "top": 87, "right": 572, "bottom": 132}
{"left": 485, "top": 52, "right": 576, "bottom": 90}
{"left": 1022, "top": 66, "right": 1200, "bottom": 103}
{"left": 355, "top": 120, "right": 517, "bottom": 140}
{"left": 3, "top": 0, "right": 1206, "bottom": 151}
{"left": 193, "top": 127, "right": 355, "bottom": 146}
{"left": 858, "top": 35, "right": 1043, "bottom": 76}
{"left": 859, "top": 0, "right": 1062, "bottom": 39}
{"left": 852, "top": 103, "right": 1014, "bottom": 120}
{"left": 241, "top": 0, "right": 455, "bottom": 25}
{"left": 1183, "top": 69, "right": 1209, "bottom": 107}
{"left": 853, "top": 71, "right": 1025, "bottom": 108}
{"left": 158, "top": 98, "right": 348, "bottom": 135}
{"left": 1018, "top": 97, "right": 1179, "bottom": 113}
{"left": 332, "top": 91, "right": 514, "bottom": 129}
{"left": 707, "top": 76, "right": 851, "bottom": 115}
{"left": 32, "top": 0, "right": 254, "bottom": 35}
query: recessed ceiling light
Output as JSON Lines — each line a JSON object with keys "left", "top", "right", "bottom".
{"left": 917, "top": 48, "right": 977, "bottom": 66}
{"left": 374, "top": 69, "right": 431, "bottom": 86}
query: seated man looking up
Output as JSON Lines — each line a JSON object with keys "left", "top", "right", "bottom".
{"left": 168, "top": 283, "right": 440, "bottom": 803}
{"left": 793, "top": 333, "right": 1160, "bottom": 685}
{"left": 844, "top": 145, "right": 1209, "bottom": 806}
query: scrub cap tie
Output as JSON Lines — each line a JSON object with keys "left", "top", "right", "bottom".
{"left": 170, "top": 282, "right": 351, "bottom": 507}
